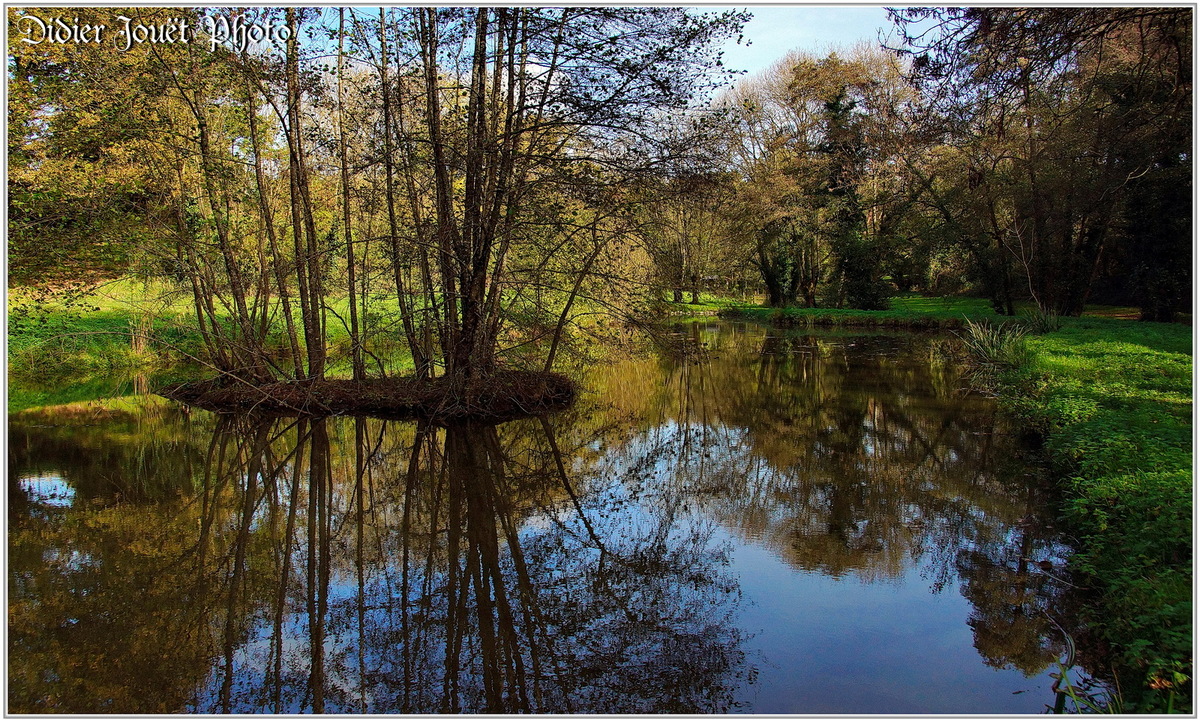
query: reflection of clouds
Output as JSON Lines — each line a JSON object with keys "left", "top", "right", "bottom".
{"left": 19, "top": 473, "right": 76, "bottom": 507}
{"left": 40, "top": 548, "right": 99, "bottom": 574}
{"left": 160, "top": 417, "right": 753, "bottom": 714}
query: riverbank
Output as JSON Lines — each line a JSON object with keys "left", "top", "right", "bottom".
{"left": 711, "top": 294, "right": 1001, "bottom": 329}
{"left": 996, "top": 318, "right": 1192, "bottom": 713}
{"left": 705, "top": 297, "right": 1193, "bottom": 712}
{"left": 6, "top": 281, "right": 416, "bottom": 413}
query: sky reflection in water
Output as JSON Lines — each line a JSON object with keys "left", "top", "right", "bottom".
{"left": 8, "top": 323, "right": 1077, "bottom": 714}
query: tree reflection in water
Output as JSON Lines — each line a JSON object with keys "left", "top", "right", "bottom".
{"left": 586, "top": 325, "right": 1075, "bottom": 678}
{"left": 9, "top": 324, "right": 1085, "bottom": 714}
{"left": 186, "top": 414, "right": 748, "bottom": 714}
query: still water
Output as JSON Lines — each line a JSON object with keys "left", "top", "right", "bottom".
{"left": 9, "top": 322, "right": 1078, "bottom": 714}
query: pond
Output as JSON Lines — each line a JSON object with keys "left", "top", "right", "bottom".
{"left": 9, "top": 321, "right": 1083, "bottom": 714}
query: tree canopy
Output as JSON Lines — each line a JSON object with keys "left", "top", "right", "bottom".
{"left": 8, "top": 6, "right": 1191, "bottom": 389}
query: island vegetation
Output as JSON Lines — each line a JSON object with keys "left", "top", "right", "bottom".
{"left": 8, "top": 5, "right": 1191, "bottom": 713}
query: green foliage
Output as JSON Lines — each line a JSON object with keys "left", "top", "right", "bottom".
{"left": 831, "top": 231, "right": 892, "bottom": 310}
{"left": 7, "top": 305, "right": 189, "bottom": 413}
{"left": 958, "top": 318, "right": 1032, "bottom": 368}
{"left": 8, "top": 7, "right": 186, "bottom": 285}
{"left": 892, "top": 7, "right": 1191, "bottom": 318}
{"left": 996, "top": 318, "right": 1193, "bottom": 713}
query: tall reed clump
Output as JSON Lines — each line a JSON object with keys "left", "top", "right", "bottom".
{"left": 1022, "top": 307, "right": 1062, "bottom": 334}
{"left": 957, "top": 317, "right": 1033, "bottom": 369}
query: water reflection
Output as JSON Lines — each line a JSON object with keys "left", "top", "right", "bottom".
{"left": 10, "top": 409, "right": 747, "bottom": 713}
{"left": 9, "top": 324, "right": 1080, "bottom": 714}
{"left": 581, "top": 325, "right": 1073, "bottom": 677}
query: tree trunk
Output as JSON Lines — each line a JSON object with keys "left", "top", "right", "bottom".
{"left": 380, "top": 8, "right": 429, "bottom": 380}
{"left": 338, "top": 9, "right": 364, "bottom": 381}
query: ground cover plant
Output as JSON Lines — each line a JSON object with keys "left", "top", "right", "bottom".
{"left": 998, "top": 318, "right": 1193, "bottom": 713}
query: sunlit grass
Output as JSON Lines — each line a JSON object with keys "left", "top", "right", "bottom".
{"left": 998, "top": 317, "right": 1192, "bottom": 713}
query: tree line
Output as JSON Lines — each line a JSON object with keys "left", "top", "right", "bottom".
{"left": 8, "top": 7, "right": 1191, "bottom": 388}
{"left": 642, "top": 7, "right": 1190, "bottom": 321}
{"left": 9, "top": 6, "right": 746, "bottom": 386}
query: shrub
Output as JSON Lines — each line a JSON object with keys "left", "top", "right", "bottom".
{"left": 958, "top": 317, "right": 1032, "bottom": 368}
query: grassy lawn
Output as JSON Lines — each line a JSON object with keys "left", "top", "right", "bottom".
{"left": 8, "top": 282, "right": 197, "bottom": 413}
{"left": 7, "top": 281, "right": 417, "bottom": 413}
{"left": 686, "top": 292, "right": 1190, "bottom": 328}
{"left": 711, "top": 293, "right": 1005, "bottom": 328}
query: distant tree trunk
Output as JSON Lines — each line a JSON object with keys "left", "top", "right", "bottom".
{"left": 285, "top": 8, "right": 325, "bottom": 379}
{"left": 243, "top": 64, "right": 304, "bottom": 380}
{"left": 338, "top": 9, "right": 365, "bottom": 381}
{"left": 380, "top": 8, "right": 430, "bottom": 381}
{"left": 419, "top": 8, "right": 464, "bottom": 382}
{"left": 759, "top": 263, "right": 786, "bottom": 307}
{"left": 761, "top": 261, "right": 787, "bottom": 308}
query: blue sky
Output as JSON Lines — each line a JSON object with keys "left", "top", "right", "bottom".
{"left": 700, "top": 5, "right": 899, "bottom": 76}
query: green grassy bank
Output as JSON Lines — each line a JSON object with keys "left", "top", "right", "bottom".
{"left": 7, "top": 282, "right": 422, "bottom": 413}
{"left": 715, "top": 294, "right": 1003, "bottom": 328}
{"left": 8, "top": 288, "right": 197, "bottom": 413}
{"left": 998, "top": 318, "right": 1192, "bottom": 713}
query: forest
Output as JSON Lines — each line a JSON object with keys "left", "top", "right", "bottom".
{"left": 9, "top": 7, "right": 1190, "bottom": 387}
{"left": 7, "top": 5, "right": 1193, "bottom": 715}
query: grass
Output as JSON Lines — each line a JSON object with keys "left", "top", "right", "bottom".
{"left": 690, "top": 292, "right": 1173, "bottom": 329}
{"left": 957, "top": 317, "right": 1033, "bottom": 368}
{"left": 656, "top": 291, "right": 758, "bottom": 314}
{"left": 713, "top": 293, "right": 1005, "bottom": 328}
{"left": 8, "top": 281, "right": 202, "bottom": 412}
{"left": 7, "top": 280, "right": 417, "bottom": 413}
{"left": 986, "top": 317, "right": 1192, "bottom": 713}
